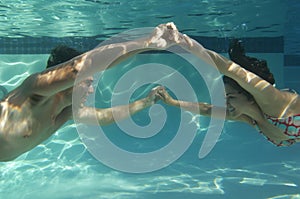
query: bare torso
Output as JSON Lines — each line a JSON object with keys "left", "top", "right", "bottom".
{"left": 0, "top": 86, "right": 72, "bottom": 161}
{"left": 0, "top": 22, "right": 186, "bottom": 162}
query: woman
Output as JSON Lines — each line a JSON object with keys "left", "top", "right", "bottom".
{"left": 157, "top": 34, "right": 300, "bottom": 146}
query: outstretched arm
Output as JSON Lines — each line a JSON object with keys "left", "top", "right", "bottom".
{"left": 23, "top": 23, "right": 182, "bottom": 97}
{"left": 178, "top": 34, "right": 298, "bottom": 116}
{"left": 74, "top": 86, "right": 162, "bottom": 126}
{"left": 156, "top": 87, "right": 228, "bottom": 119}
{"left": 156, "top": 87, "right": 258, "bottom": 125}
{"left": 179, "top": 35, "right": 274, "bottom": 93}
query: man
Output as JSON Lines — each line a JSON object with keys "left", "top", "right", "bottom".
{"left": 0, "top": 22, "right": 183, "bottom": 161}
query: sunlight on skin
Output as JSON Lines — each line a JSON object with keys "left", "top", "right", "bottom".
{"left": 0, "top": 20, "right": 299, "bottom": 198}
{"left": 1, "top": 22, "right": 187, "bottom": 162}
{"left": 279, "top": 94, "right": 300, "bottom": 118}
{"left": 228, "top": 62, "right": 272, "bottom": 93}
{"left": 254, "top": 80, "right": 272, "bottom": 90}
{"left": 180, "top": 35, "right": 300, "bottom": 121}
{"left": 0, "top": 101, "right": 32, "bottom": 139}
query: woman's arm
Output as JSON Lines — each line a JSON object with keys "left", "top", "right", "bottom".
{"left": 178, "top": 34, "right": 298, "bottom": 116}
{"left": 180, "top": 35, "right": 275, "bottom": 94}
{"left": 156, "top": 87, "right": 260, "bottom": 124}
{"left": 156, "top": 87, "right": 227, "bottom": 119}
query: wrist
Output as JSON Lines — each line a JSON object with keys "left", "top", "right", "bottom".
{"left": 166, "top": 98, "right": 176, "bottom": 106}
{"left": 143, "top": 97, "right": 154, "bottom": 107}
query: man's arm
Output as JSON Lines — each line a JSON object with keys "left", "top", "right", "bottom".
{"left": 23, "top": 23, "right": 181, "bottom": 97}
{"left": 74, "top": 86, "right": 161, "bottom": 125}
{"left": 156, "top": 87, "right": 227, "bottom": 119}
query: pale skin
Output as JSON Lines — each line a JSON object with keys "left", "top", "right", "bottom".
{"left": 0, "top": 22, "right": 184, "bottom": 161}
{"left": 156, "top": 28, "right": 300, "bottom": 145}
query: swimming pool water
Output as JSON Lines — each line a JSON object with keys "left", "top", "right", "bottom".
{"left": 1, "top": 0, "right": 300, "bottom": 198}
{"left": 1, "top": 52, "right": 299, "bottom": 199}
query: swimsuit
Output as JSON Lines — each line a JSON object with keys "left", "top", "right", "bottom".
{"left": 253, "top": 114, "right": 300, "bottom": 146}
{"left": 255, "top": 88, "right": 300, "bottom": 146}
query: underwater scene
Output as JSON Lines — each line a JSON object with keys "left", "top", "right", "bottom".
{"left": 0, "top": 0, "right": 300, "bottom": 199}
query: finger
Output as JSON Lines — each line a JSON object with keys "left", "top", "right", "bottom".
{"left": 155, "top": 92, "right": 165, "bottom": 100}
{"left": 154, "top": 94, "right": 161, "bottom": 103}
{"left": 166, "top": 22, "right": 178, "bottom": 31}
{"left": 183, "top": 34, "right": 193, "bottom": 47}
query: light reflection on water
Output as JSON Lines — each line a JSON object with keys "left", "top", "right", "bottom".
{"left": 0, "top": 119, "right": 299, "bottom": 199}
{"left": 1, "top": 142, "right": 300, "bottom": 199}
{"left": 0, "top": 0, "right": 285, "bottom": 38}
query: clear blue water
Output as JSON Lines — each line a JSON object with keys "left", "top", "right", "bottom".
{"left": 1, "top": 1, "right": 300, "bottom": 199}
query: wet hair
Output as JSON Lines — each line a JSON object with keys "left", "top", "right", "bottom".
{"left": 46, "top": 45, "right": 82, "bottom": 68}
{"left": 223, "top": 39, "right": 276, "bottom": 100}
{"left": 228, "top": 39, "right": 275, "bottom": 85}
{"left": 223, "top": 76, "right": 254, "bottom": 100}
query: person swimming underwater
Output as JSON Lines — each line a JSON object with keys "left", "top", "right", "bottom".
{"left": 0, "top": 22, "right": 184, "bottom": 161}
{"left": 156, "top": 35, "right": 300, "bottom": 146}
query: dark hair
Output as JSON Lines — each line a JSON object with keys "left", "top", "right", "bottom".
{"left": 46, "top": 45, "right": 82, "bottom": 68}
{"left": 228, "top": 39, "right": 275, "bottom": 85}
{"left": 223, "top": 76, "right": 254, "bottom": 100}
{"left": 223, "top": 39, "right": 276, "bottom": 100}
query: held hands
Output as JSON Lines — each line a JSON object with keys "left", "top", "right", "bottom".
{"left": 145, "top": 85, "right": 174, "bottom": 106}
{"left": 154, "top": 86, "right": 175, "bottom": 106}
{"left": 145, "top": 86, "right": 164, "bottom": 106}
{"left": 145, "top": 22, "right": 193, "bottom": 50}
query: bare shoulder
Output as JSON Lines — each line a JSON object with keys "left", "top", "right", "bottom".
{"left": 273, "top": 89, "right": 300, "bottom": 115}
{"left": 19, "top": 61, "right": 77, "bottom": 97}
{"left": 2, "top": 77, "right": 47, "bottom": 108}
{"left": 288, "top": 92, "right": 300, "bottom": 114}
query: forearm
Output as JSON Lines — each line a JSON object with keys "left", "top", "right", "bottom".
{"left": 167, "top": 98, "right": 222, "bottom": 117}
{"left": 100, "top": 98, "right": 152, "bottom": 126}
{"left": 76, "top": 97, "right": 152, "bottom": 126}
{"left": 77, "top": 38, "right": 154, "bottom": 79}
{"left": 184, "top": 38, "right": 233, "bottom": 75}
{"left": 182, "top": 38, "right": 276, "bottom": 100}
{"left": 29, "top": 23, "right": 180, "bottom": 96}
{"left": 172, "top": 99, "right": 230, "bottom": 120}
{"left": 108, "top": 48, "right": 153, "bottom": 68}
{"left": 30, "top": 38, "right": 155, "bottom": 96}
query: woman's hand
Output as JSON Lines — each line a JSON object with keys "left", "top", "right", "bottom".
{"left": 145, "top": 22, "right": 186, "bottom": 49}
{"left": 145, "top": 22, "right": 194, "bottom": 53}
{"left": 145, "top": 86, "right": 165, "bottom": 106}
